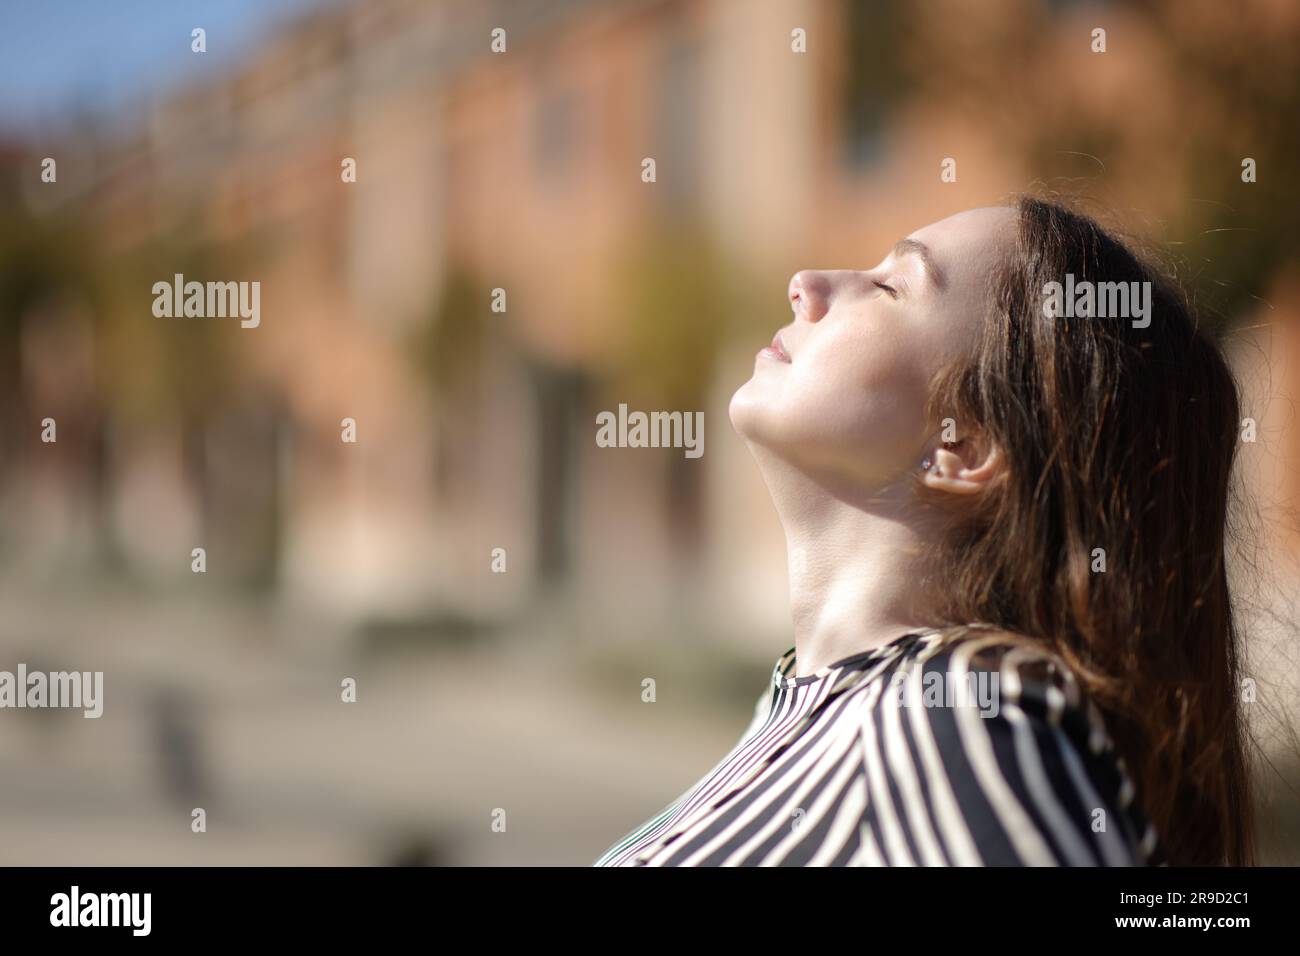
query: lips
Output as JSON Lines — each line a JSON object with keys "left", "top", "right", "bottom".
{"left": 760, "top": 330, "right": 792, "bottom": 363}
{"left": 769, "top": 329, "right": 790, "bottom": 358}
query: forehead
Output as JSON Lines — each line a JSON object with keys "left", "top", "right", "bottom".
{"left": 907, "top": 207, "right": 1015, "bottom": 292}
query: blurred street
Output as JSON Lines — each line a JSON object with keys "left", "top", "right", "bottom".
{"left": 0, "top": 581, "right": 772, "bottom": 866}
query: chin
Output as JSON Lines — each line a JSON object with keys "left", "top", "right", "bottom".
{"left": 729, "top": 385, "right": 798, "bottom": 455}
{"left": 728, "top": 380, "right": 765, "bottom": 440}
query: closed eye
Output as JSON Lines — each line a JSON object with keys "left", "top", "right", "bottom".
{"left": 874, "top": 280, "right": 899, "bottom": 299}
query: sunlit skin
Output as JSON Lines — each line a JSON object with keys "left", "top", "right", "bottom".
{"left": 729, "top": 207, "right": 1016, "bottom": 676}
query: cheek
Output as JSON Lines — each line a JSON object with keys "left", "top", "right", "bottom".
{"left": 804, "top": 346, "right": 930, "bottom": 453}
{"left": 732, "top": 330, "right": 934, "bottom": 465}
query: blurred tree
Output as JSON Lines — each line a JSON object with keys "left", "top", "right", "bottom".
{"left": 87, "top": 217, "right": 286, "bottom": 589}
{"left": 602, "top": 213, "right": 762, "bottom": 558}
{"left": 90, "top": 222, "right": 238, "bottom": 431}
{"left": 1142, "top": 0, "right": 1300, "bottom": 319}
{"left": 407, "top": 266, "right": 491, "bottom": 499}
{"left": 0, "top": 176, "right": 101, "bottom": 561}
{"left": 906, "top": 0, "right": 1300, "bottom": 325}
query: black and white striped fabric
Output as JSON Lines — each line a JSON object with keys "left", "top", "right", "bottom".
{"left": 594, "top": 629, "right": 1163, "bottom": 866}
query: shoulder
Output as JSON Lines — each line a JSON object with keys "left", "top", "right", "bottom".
{"left": 853, "top": 626, "right": 1162, "bottom": 866}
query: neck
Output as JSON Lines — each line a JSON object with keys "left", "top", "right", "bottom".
{"left": 752, "top": 448, "right": 941, "bottom": 677}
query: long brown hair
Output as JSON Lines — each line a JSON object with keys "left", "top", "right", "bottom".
{"left": 922, "top": 196, "right": 1254, "bottom": 865}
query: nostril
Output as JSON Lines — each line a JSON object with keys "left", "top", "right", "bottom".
{"left": 788, "top": 272, "right": 807, "bottom": 306}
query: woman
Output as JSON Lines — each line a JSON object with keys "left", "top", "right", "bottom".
{"left": 594, "top": 198, "right": 1254, "bottom": 867}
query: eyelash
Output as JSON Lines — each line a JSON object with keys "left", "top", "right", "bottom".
{"left": 874, "top": 280, "right": 899, "bottom": 299}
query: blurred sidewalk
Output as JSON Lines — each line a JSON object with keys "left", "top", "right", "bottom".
{"left": 0, "top": 584, "right": 763, "bottom": 866}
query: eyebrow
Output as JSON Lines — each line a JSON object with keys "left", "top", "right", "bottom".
{"left": 891, "top": 238, "right": 945, "bottom": 290}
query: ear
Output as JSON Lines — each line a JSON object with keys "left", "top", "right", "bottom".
{"left": 919, "top": 434, "right": 1003, "bottom": 496}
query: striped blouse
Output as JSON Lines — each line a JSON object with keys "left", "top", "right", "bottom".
{"left": 594, "top": 629, "right": 1164, "bottom": 866}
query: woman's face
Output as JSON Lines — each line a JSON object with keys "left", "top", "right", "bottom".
{"left": 729, "top": 206, "right": 1015, "bottom": 488}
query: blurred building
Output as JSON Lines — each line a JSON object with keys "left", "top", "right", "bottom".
{"left": 6, "top": 0, "right": 1299, "bottom": 721}
{"left": 14, "top": 0, "right": 1053, "bottom": 633}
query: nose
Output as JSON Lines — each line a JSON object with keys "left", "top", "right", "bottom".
{"left": 788, "top": 270, "right": 831, "bottom": 323}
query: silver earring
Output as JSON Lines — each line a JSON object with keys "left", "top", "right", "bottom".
{"left": 920, "top": 457, "right": 932, "bottom": 471}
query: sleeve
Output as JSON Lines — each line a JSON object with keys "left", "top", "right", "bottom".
{"left": 856, "top": 637, "right": 1162, "bottom": 866}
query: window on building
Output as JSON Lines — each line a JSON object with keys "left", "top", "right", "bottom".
{"left": 840, "top": 0, "right": 910, "bottom": 169}
{"left": 655, "top": 33, "right": 701, "bottom": 203}
{"left": 535, "top": 85, "right": 578, "bottom": 181}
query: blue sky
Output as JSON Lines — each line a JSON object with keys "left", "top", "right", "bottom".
{"left": 0, "top": 0, "right": 340, "bottom": 135}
